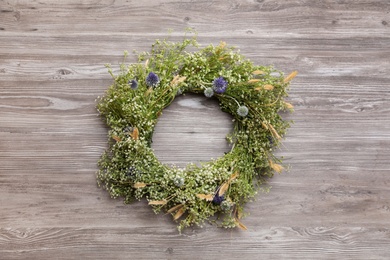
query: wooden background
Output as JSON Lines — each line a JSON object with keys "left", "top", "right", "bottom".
{"left": 1, "top": 0, "right": 390, "bottom": 259}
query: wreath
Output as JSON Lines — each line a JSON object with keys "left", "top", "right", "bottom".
{"left": 97, "top": 33, "right": 296, "bottom": 231}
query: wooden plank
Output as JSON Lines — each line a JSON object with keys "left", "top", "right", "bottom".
{"left": 152, "top": 94, "right": 233, "bottom": 167}
{"left": 1, "top": 0, "right": 390, "bottom": 258}
{"left": 1, "top": 227, "right": 390, "bottom": 259}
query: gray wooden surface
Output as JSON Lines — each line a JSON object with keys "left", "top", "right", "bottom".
{"left": 1, "top": 0, "right": 390, "bottom": 259}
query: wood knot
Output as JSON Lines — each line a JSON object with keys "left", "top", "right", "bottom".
{"left": 57, "top": 69, "right": 72, "bottom": 75}
{"left": 14, "top": 11, "right": 20, "bottom": 21}
{"left": 166, "top": 247, "right": 174, "bottom": 254}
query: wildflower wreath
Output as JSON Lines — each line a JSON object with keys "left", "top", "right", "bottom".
{"left": 97, "top": 35, "right": 296, "bottom": 231}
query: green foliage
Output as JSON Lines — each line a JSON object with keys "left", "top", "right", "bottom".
{"left": 96, "top": 34, "right": 294, "bottom": 231}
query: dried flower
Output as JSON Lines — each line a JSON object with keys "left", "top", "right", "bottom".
{"left": 284, "top": 71, "right": 298, "bottom": 83}
{"left": 133, "top": 182, "right": 147, "bottom": 188}
{"left": 269, "top": 160, "right": 284, "bottom": 173}
{"left": 212, "top": 76, "right": 228, "bottom": 94}
{"left": 237, "top": 105, "right": 249, "bottom": 117}
{"left": 128, "top": 79, "right": 138, "bottom": 89}
{"left": 146, "top": 72, "right": 160, "bottom": 87}
{"left": 204, "top": 87, "right": 214, "bottom": 98}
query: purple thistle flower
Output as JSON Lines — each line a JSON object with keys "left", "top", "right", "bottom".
{"left": 128, "top": 79, "right": 138, "bottom": 90}
{"left": 212, "top": 76, "right": 228, "bottom": 94}
{"left": 146, "top": 72, "right": 160, "bottom": 87}
{"left": 213, "top": 193, "right": 224, "bottom": 204}
{"left": 212, "top": 187, "right": 225, "bottom": 205}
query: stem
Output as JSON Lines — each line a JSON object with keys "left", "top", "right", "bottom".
{"left": 199, "top": 80, "right": 213, "bottom": 86}
{"left": 222, "top": 94, "right": 241, "bottom": 107}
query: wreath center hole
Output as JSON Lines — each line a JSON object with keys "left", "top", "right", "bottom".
{"left": 152, "top": 93, "right": 233, "bottom": 167}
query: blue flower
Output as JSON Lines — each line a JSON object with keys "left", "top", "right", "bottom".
{"left": 128, "top": 79, "right": 138, "bottom": 89}
{"left": 212, "top": 189, "right": 225, "bottom": 205}
{"left": 146, "top": 72, "right": 160, "bottom": 87}
{"left": 204, "top": 87, "right": 214, "bottom": 98}
{"left": 212, "top": 76, "right": 228, "bottom": 94}
{"left": 237, "top": 105, "right": 249, "bottom": 117}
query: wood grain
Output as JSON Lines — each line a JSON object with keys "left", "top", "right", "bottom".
{"left": 152, "top": 94, "right": 233, "bottom": 167}
{"left": 1, "top": 0, "right": 390, "bottom": 259}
